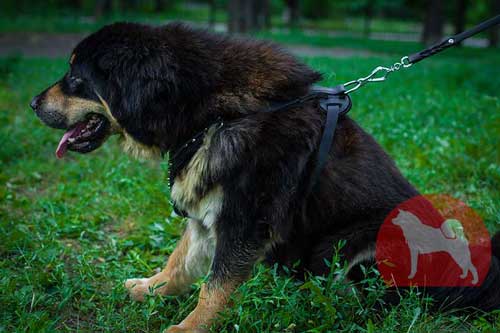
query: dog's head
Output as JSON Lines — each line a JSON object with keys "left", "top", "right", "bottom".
{"left": 392, "top": 209, "right": 414, "bottom": 226}
{"left": 30, "top": 22, "right": 204, "bottom": 159}
{"left": 30, "top": 49, "right": 114, "bottom": 158}
{"left": 31, "top": 22, "right": 321, "bottom": 159}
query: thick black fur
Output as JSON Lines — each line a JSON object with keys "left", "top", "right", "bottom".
{"left": 37, "top": 22, "right": 500, "bottom": 312}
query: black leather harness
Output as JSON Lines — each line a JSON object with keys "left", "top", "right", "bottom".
{"left": 261, "top": 85, "right": 352, "bottom": 193}
{"left": 168, "top": 85, "right": 351, "bottom": 217}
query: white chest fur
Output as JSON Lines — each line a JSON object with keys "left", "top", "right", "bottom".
{"left": 171, "top": 183, "right": 223, "bottom": 229}
{"left": 171, "top": 177, "right": 222, "bottom": 278}
{"left": 170, "top": 125, "right": 224, "bottom": 228}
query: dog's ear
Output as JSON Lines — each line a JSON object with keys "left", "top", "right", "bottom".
{"left": 97, "top": 52, "right": 116, "bottom": 72}
{"left": 103, "top": 50, "right": 181, "bottom": 146}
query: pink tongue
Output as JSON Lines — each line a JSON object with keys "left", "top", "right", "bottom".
{"left": 55, "top": 123, "right": 86, "bottom": 159}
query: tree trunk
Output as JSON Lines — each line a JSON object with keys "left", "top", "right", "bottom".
{"left": 422, "top": 0, "right": 445, "bottom": 46}
{"left": 252, "top": 0, "right": 261, "bottom": 30}
{"left": 228, "top": 0, "right": 266, "bottom": 33}
{"left": 363, "top": 0, "right": 374, "bottom": 38}
{"left": 229, "top": 0, "right": 248, "bottom": 33}
{"left": 263, "top": 0, "right": 271, "bottom": 29}
{"left": 488, "top": 0, "right": 500, "bottom": 47}
{"left": 286, "top": 0, "right": 299, "bottom": 28}
{"left": 154, "top": 0, "right": 166, "bottom": 13}
{"left": 209, "top": 0, "right": 216, "bottom": 28}
{"left": 454, "top": 0, "right": 467, "bottom": 34}
{"left": 69, "top": 0, "right": 82, "bottom": 9}
{"left": 95, "top": 0, "right": 112, "bottom": 19}
{"left": 228, "top": 0, "right": 241, "bottom": 33}
{"left": 119, "top": 0, "right": 132, "bottom": 12}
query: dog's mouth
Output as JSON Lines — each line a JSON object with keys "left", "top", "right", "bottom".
{"left": 56, "top": 113, "right": 110, "bottom": 158}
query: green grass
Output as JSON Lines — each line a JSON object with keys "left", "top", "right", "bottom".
{"left": 1, "top": 45, "right": 500, "bottom": 332}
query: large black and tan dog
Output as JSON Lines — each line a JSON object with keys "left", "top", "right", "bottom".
{"left": 31, "top": 23, "right": 500, "bottom": 332}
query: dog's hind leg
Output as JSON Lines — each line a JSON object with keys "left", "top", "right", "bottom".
{"left": 408, "top": 247, "right": 419, "bottom": 279}
{"left": 125, "top": 220, "right": 214, "bottom": 301}
{"left": 469, "top": 265, "right": 479, "bottom": 284}
{"left": 459, "top": 266, "right": 468, "bottom": 279}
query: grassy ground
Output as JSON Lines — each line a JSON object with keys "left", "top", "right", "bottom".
{"left": 1, "top": 42, "right": 500, "bottom": 332}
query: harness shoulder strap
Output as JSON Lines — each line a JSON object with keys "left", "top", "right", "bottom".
{"left": 307, "top": 104, "right": 340, "bottom": 194}
{"left": 264, "top": 85, "right": 352, "bottom": 194}
{"left": 306, "top": 85, "right": 352, "bottom": 194}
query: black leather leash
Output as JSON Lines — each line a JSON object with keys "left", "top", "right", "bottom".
{"left": 408, "top": 14, "right": 500, "bottom": 65}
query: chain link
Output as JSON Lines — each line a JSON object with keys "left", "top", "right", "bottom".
{"left": 343, "top": 56, "right": 412, "bottom": 94}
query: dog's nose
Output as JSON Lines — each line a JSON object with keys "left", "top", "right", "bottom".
{"left": 30, "top": 95, "right": 40, "bottom": 110}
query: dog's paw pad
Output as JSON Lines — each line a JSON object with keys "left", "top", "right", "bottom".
{"left": 124, "top": 278, "right": 150, "bottom": 301}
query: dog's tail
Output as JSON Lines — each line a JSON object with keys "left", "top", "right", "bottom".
{"left": 426, "top": 231, "right": 500, "bottom": 311}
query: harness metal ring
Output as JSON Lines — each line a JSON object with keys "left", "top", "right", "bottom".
{"left": 401, "top": 56, "right": 412, "bottom": 68}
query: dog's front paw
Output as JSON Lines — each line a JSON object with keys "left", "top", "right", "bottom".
{"left": 165, "top": 324, "right": 208, "bottom": 333}
{"left": 124, "top": 278, "right": 153, "bottom": 302}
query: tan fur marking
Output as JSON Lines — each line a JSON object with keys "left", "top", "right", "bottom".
{"left": 92, "top": 89, "right": 120, "bottom": 131}
{"left": 333, "top": 245, "right": 376, "bottom": 283}
{"left": 120, "top": 132, "right": 161, "bottom": 160}
{"left": 69, "top": 53, "right": 76, "bottom": 64}
{"left": 166, "top": 281, "right": 237, "bottom": 333}
{"left": 171, "top": 125, "right": 219, "bottom": 210}
{"left": 45, "top": 84, "right": 104, "bottom": 124}
{"left": 125, "top": 224, "right": 202, "bottom": 301}
{"left": 93, "top": 89, "right": 161, "bottom": 159}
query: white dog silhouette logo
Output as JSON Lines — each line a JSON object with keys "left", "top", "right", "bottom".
{"left": 392, "top": 209, "right": 478, "bottom": 284}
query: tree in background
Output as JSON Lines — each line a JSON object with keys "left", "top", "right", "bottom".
{"left": 251, "top": 0, "right": 270, "bottom": 30}
{"left": 95, "top": 0, "right": 112, "bottom": 19}
{"left": 421, "top": 0, "right": 444, "bottom": 46}
{"left": 228, "top": 0, "right": 250, "bottom": 32}
{"left": 451, "top": 0, "right": 468, "bottom": 46}
{"left": 285, "top": 0, "right": 300, "bottom": 28}
{"left": 489, "top": 0, "right": 499, "bottom": 47}
{"left": 302, "top": 0, "right": 333, "bottom": 20}
{"left": 362, "top": 0, "right": 375, "bottom": 37}
{"left": 209, "top": 0, "right": 217, "bottom": 28}
{"left": 454, "top": 0, "right": 467, "bottom": 34}
{"left": 345, "top": 0, "right": 378, "bottom": 37}
{"left": 228, "top": 0, "right": 270, "bottom": 33}
{"left": 317, "top": 0, "right": 407, "bottom": 36}
{"left": 154, "top": 0, "right": 166, "bottom": 12}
